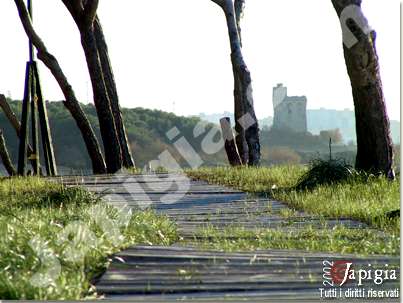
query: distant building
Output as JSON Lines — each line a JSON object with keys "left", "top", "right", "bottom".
{"left": 272, "top": 84, "right": 307, "bottom": 133}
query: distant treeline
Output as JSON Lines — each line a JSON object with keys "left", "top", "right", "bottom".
{"left": 0, "top": 100, "right": 364, "bottom": 172}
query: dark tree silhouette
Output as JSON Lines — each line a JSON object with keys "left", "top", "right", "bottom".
{"left": 332, "top": 0, "right": 395, "bottom": 179}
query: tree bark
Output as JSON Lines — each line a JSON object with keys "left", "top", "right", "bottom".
{"left": 331, "top": 0, "right": 394, "bottom": 179}
{"left": 211, "top": 0, "right": 261, "bottom": 166}
{"left": 234, "top": 0, "right": 245, "bottom": 47}
{"left": 233, "top": 0, "right": 248, "bottom": 164}
{"left": 0, "top": 130, "right": 17, "bottom": 176}
{"left": 220, "top": 117, "right": 242, "bottom": 166}
{"left": 14, "top": 0, "right": 107, "bottom": 174}
{"left": 61, "top": 0, "right": 123, "bottom": 173}
{"left": 80, "top": 28, "right": 123, "bottom": 173}
{"left": 94, "top": 17, "right": 135, "bottom": 168}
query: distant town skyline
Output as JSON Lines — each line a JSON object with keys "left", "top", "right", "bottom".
{"left": 0, "top": 0, "right": 400, "bottom": 120}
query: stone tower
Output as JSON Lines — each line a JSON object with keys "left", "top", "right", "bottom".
{"left": 272, "top": 84, "right": 308, "bottom": 133}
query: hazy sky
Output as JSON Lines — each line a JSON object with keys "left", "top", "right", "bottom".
{"left": 0, "top": 0, "right": 400, "bottom": 120}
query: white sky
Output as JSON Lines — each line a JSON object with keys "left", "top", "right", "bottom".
{"left": 0, "top": 0, "right": 400, "bottom": 120}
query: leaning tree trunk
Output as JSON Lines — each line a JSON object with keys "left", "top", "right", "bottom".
{"left": 0, "top": 130, "right": 17, "bottom": 176}
{"left": 61, "top": 0, "right": 123, "bottom": 173}
{"left": 14, "top": 0, "right": 107, "bottom": 174}
{"left": 331, "top": 0, "right": 394, "bottom": 179}
{"left": 0, "top": 94, "right": 39, "bottom": 169}
{"left": 94, "top": 17, "right": 135, "bottom": 168}
{"left": 212, "top": 0, "right": 261, "bottom": 165}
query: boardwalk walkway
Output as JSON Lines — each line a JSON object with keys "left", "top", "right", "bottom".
{"left": 58, "top": 173, "right": 399, "bottom": 302}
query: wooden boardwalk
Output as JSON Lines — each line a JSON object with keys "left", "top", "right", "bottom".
{"left": 58, "top": 173, "right": 400, "bottom": 302}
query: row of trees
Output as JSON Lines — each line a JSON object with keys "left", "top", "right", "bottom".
{"left": 7, "top": 0, "right": 396, "bottom": 179}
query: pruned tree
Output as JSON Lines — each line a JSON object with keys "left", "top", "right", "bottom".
{"left": 211, "top": 0, "right": 261, "bottom": 166}
{"left": 14, "top": 0, "right": 107, "bottom": 174}
{"left": 60, "top": 0, "right": 135, "bottom": 173}
{"left": 331, "top": 0, "right": 395, "bottom": 179}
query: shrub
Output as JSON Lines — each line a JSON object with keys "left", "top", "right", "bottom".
{"left": 295, "top": 158, "right": 355, "bottom": 190}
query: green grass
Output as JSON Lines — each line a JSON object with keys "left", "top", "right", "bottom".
{"left": 187, "top": 166, "right": 306, "bottom": 191}
{"left": 273, "top": 176, "right": 400, "bottom": 233}
{"left": 187, "top": 166, "right": 400, "bottom": 255}
{"left": 194, "top": 225, "right": 399, "bottom": 256}
{"left": 0, "top": 178, "right": 177, "bottom": 300}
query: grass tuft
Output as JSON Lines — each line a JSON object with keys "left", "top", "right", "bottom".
{"left": 295, "top": 158, "right": 355, "bottom": 190}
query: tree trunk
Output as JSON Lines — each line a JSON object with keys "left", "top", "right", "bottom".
{"left": 331, "top": 0, "right": 394, "bottom": 179}
{"left": 233, "top": 60, "right": 248, "bottom": 165}
{"left": 80, "top": 28, "right": 123, "bottom": 173}
{"left": 0, "top": 130, "right": 17, "bottom": 176}
{"left": 94, "top": 17, "right": 135, "bottom": 168}
{"left": 219, "top": 0, "right": 260, "bottom": 165}
{"left": 233, "top": 0, "right": 248, "bottom": 164}
{"left": 220, "top": 117, "right": 242, "bottom": 166}
{"left": 61, "top": 0, "right": 123, "bottom": 173}
{"left": 14, "top": 0, "right": 107, "bottom": 174}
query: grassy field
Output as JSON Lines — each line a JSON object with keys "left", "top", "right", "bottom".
{"left": 187, "top": 166, "right": 400, "bottom": 255}
{"left": 0, "top": 178, "right": 177, "bottom": 300}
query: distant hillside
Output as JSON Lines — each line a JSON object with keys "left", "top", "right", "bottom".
{"left": 0, "top": 100, "right": 228, "bottom": 172}
{"left": 196, "top": 109, "right": 400, "bottom": 144}
{"left": 195, "top": 113, "right": 273, "bottom": 130}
